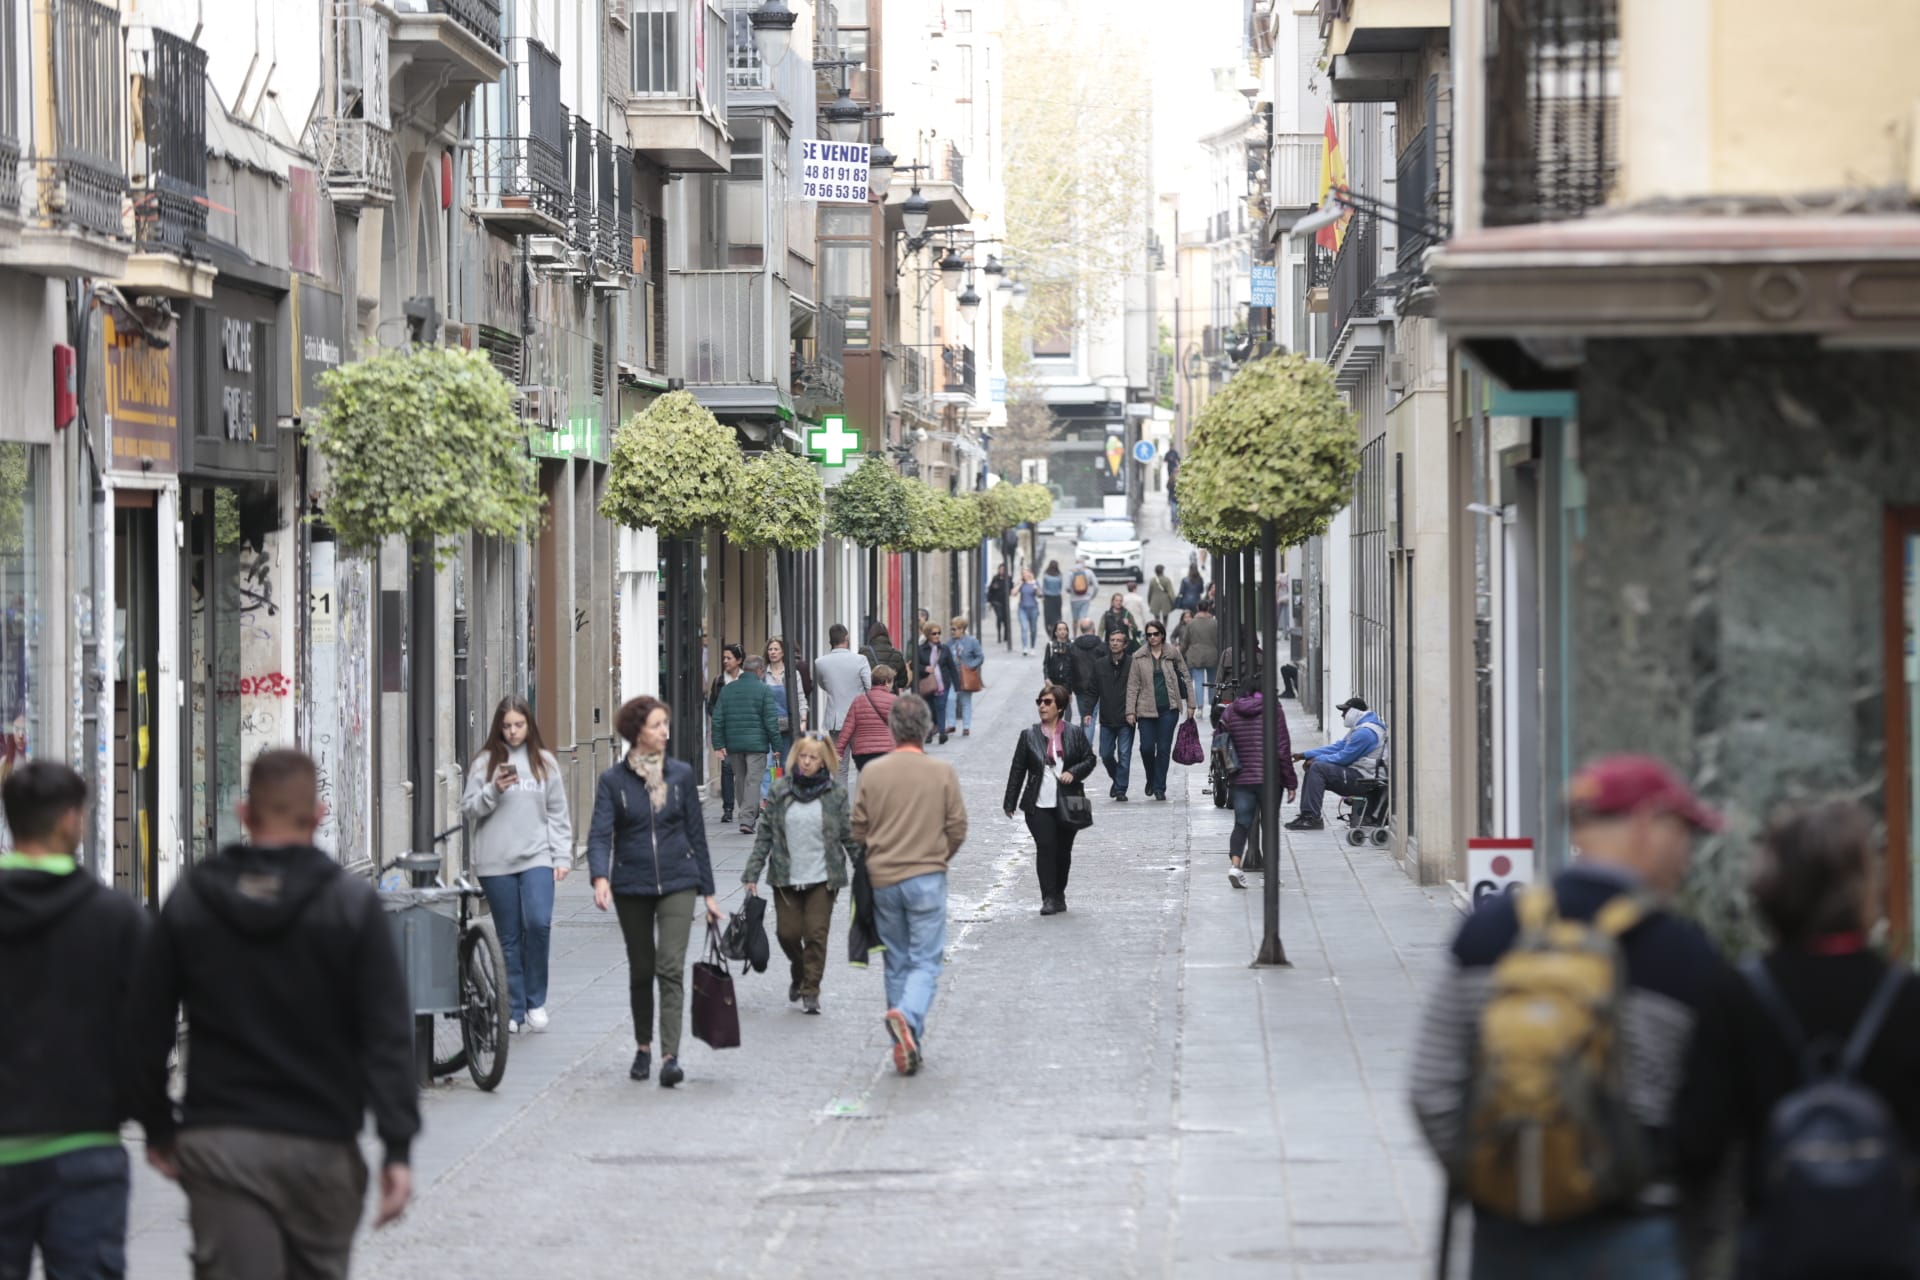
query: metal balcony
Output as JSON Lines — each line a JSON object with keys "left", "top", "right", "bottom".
{"left": 627, "top": 0, "right": 731, "bottom": 172}
{"left": 472, "top": 135, "right": 568, "bottom": 235}
{"left": 0, "top": 0, "right": 19, "bottom": 221}
{"left": 388, "top": 0, "right": 506, "bottom": 129}
{"left": 567, "top": 116, "right": 595, "bottom": 256}
{"left": 311, "top": 118, "right": 394, "bottom": 209}
{"left": 884, "top": 142, "right": 971, "bottom": 234}
{"left": 940, "top": 343, "right": 976, "bottom": 399}
{"left": 670, "top": 269, "right": 772, "bottom": 386}
{"left": 794, "top": 302, "right": 847, "bottom": 413}
{"left": 1328, "top": 215, "right": 1380, "bottom": 335}
{"left": 1271, "top": 132, "right": 1324, "bottom": 213}
{"left": 1483, "top": 0, "right": 1618, "bottom": 226}
{"left": 131, "top": 28, "right": 207, "bottom": 256}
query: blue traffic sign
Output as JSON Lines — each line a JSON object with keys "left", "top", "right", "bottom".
{"left": 1132, "top": 440, "right": 1157, "bottom": 464}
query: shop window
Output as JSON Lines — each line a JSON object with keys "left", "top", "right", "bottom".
{"left": 0, "top": 444, "right": 46, "bottom": 816}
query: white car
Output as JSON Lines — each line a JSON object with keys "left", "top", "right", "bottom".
{"left": 1075, "top": 518, "right": 1146, "bottom": 582}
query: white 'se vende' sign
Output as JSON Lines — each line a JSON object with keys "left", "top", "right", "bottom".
{"left": 801, "top": 141, "right": 871, "bottom": 204}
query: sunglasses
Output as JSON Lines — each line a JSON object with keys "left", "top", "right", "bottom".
{"left": 1035, "top": 696, "right": 1056, "bottom": 706}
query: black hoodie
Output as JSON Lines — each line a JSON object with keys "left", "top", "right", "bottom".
{"left": 128, "top": 844, "right": 420, "bottom": 1165}
{"left": 1069, "top": 633, "right": 1104, "bottom": 696}
{"left": 0, "top": 863, "right": 148, "bottom": 1138}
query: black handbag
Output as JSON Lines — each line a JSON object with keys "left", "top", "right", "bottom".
{"left": 691, "top": 922, "right": 741, "bottom": 1049}
{"left": 1057, "top": 788, "right": 1094, "bottom": 829}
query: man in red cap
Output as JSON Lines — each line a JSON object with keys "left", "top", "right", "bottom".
{"left": 1409, "top": 754, "right": 1728, "bottom": 1278}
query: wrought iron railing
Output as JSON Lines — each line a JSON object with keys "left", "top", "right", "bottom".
{"left": 472, "top": 134, "right": 567, "bottom": 223}
{"left": 609, "top": 145, "right": 634, "bottom": 275}
{"left": 938, "top": 142, "right": 964, "bottom": 191}
{"left": 47, "top": 0, "right": 126, "bottom": 240}
{"left": 416, "top": 0, "right": 501, "bottom": 51}
{"left": 671, "top": 269, "right": 769, "bottom": 385}
{"left": 895, "top": 345, "right": 929, "bottom": 402}
{"left": 134, "top": 28, "right": 208, "bottom": 253}
{"left": 568, "top": 115, "right": 594, "bottom": 252}
{"left": 1328, "top": 215, "right": 1379, "bottom": 335}
{"left": 0, "top": 0, "right": 17, "bottom": 213}
{"left": 1396, "top": 124, "right": 1436, "bottom": 268}
{"left": 1310, "top": 242, "right": 1335, "bottom": 288}
{"left": 942, "top": 343, "right": 975, "bottom": 398}
{"left": 311, "top": 117, "right": 395, "bottom": 205}
{"left": 631, "top": 0, "right": 727, "bottom": 119}
{"left": 1484, "top": 0, "right": 1618, "bottom": 226}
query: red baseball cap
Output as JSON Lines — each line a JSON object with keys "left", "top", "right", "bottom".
{"left": 1566, "top": 755, "right": 1723, "bottom": 832}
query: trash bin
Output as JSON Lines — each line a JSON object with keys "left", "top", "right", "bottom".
{"left": 379, "top": 889, "right": 460, "bottom": 1014}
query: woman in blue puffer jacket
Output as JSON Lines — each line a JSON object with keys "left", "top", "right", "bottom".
{"left": 1220, "top": 690, "right": 1296, "bottom": 891}
{"left": 588, "top": 694, "right": 725, "bottom": 1090}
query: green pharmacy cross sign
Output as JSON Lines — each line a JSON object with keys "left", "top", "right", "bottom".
{"left": 806, "top": 416, "right": 861, "bottom": 467}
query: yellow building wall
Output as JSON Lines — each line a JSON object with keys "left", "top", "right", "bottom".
{"left": 1621, "top": 0, "right": 1920, "bottom": 201}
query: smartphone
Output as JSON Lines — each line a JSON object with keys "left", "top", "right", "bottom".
{"left": 498, "top": 764, "right": 519, "bottom": 787}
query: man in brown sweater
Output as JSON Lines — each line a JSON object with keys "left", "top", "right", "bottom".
{"left": 850, "top": 694, "right": 968, "bottom": 1076}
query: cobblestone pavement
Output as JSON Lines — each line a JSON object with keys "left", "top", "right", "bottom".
{"left": 120, "top": 514, "right": 1462, "bottom": 1279}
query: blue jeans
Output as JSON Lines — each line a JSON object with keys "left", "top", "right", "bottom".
{"left": 1230, "top": 783, "right": 1263, "bottom": 863}
{"left": 948, "top": 689, "right": 974, "bottom": 731}
{"left": 1470, "top": 1213, "right": 1683, "bottom": 1280}
{"left": 1136, "top": 714, "right": 1176, "bottom": 796}
{"left": 1191, "top": 665, "right": 1213, "bottom": 707}
{"left": 871, "top": 871, "right": 948, "bottom": 1040}
{"left": 0, "top": 1145, "right": 129, "bottom": 1280}
{"left": 925, "top": 690, "right": 949, "bottom": 738}
{"left": 481, "top": 867, "right": 557, "bottom": 1020}
{"left": 1018, "top": 605, "right": 1039, "bottom": 650}
{"left": 1099, "top": 722, "right": 1135, "bottom": 796}
{"left": 1299, "top": 759, "right": 1366, "bottom": 820}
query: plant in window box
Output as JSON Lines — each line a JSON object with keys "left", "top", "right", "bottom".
{"left": 726, "top": 447, "right": 824, "bottom": 550}
{"left": 601, "top": 390, "right": 746, "bottom": 536}
{"left": 825, "top": 454, "right": 912, "bottom": 549}
{"left": 307, "top": 346, "right": 543, "bottom": 566}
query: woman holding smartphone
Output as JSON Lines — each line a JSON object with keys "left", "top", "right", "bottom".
{"left": 461, "top": 696, "right": 574, "bottom": 1033}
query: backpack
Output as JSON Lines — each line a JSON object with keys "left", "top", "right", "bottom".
{"left": 1741, "top": 959, "right": 1916, "bottom": 1279}
{"left": 1070, "top": 570, "right": 1090, "bottom": 595}
{"left": 1459, "top": 885, "right": 1651, "bottom": 1223}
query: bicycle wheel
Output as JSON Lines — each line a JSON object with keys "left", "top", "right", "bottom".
{"left": 430, "top": 1009, "right": 467, "bottom": 1079}
{"left": 459, "top": 918, "right": 512, "bottom": 1091}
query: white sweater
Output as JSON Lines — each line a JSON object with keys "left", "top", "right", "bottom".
{"left": 460, "top": 745, "right": 573, "bottom": 878}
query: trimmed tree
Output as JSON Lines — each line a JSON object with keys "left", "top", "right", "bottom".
{"left": 1010, "top": 482, "right": 1054, "bottom": 528}
{"left": 306, "top": 346, "right": 543, "bottom": 565}
{"left": 727, "top": 448, "right": 825, "bottom": 550}
{"left": 601, "top": 390, "right": 745, "bottom": 535}
{"left": 826, "top": 454, "right": 913, "bottom": 549}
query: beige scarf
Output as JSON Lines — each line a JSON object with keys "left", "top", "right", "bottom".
{"left": 625, "top": 749, "right": 669, "bottom": 811}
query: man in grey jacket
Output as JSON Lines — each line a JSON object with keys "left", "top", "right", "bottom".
{"left": 813, "top": 624, "right": 873, "bottom": 736}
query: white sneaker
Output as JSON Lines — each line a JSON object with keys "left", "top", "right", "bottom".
{"left": 508, "top": 1019, "right": 522, "bottom": 1034}
{"left": 526, "top": 1007, "right": 550, "bottom": 1032}
{"left": 1228, "top": 868, "right": 1247, "bottom": 889}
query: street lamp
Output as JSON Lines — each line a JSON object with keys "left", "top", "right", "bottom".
{"left": 901, "top": 185, "right": 931, "bottom": 239}
{"left": 982, "top": 254, "right": 1003, "bottom": 277}
{"left": 1008, "top": 278, "right": 1028, "bottom": 313}
{"left": 869, "top": 140, "right": 896, "bottom": 195}
{"left": 1185, "top": 349, "right": 1207, "bottom": 380}
{"left": 957, "top": 278, "right": 981, "bottom": 324}
{"left": 749, "top": 0, "right": 798, "bottom": 65}
{"left": 822, "top": 87, "right": 866, "bottom": 143}
{"left": 938, "top": 246, "right": 966, "bottom": 286}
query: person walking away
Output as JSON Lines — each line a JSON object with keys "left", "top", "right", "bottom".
{"left": 713, "top": 656, "right": 781, "bottom": 834}
{"left": 588, "top": 697, "right": 726, "bottom": 1088}
{"left": 1674, "top": 800, "right": 1920, "bottom": 1280}
{"left": 765, "top": 636, "right": 811, "bottom": 752}
{"left": 742, "top": 734, "right": 857, "bottom": 1015}
{"left": 1068, "top": 559, "right": 1099, "bottom": 627}
{"left": 1003, "top": 683, "right": 1096, "bottom": 915}
{"left": 707, "top": 643, "right": 745, "bottom": 824}
{"left": 1100, "top": 592, "right": 1140, "bottom": 653}
{"left": 1069, "top": 619, "right": 1104, "bottom": 731}
{"left": 987, "top": 566, "right": 1013, "bottom": 650}
{"left": 948, "top": 616, "right": 984, "bottom": 737}
{"left": 1122, "top": 580, "right": 1152, "bottom": 636}
{"left": 1043, "top": 620, "right": 1077, "bottom": 691}
{"left": 1286, "top": 696, "right": 1386, "bottom": 831}
{"left": 1174, "top": 565, "right": 1205, "bottom": 616}
{"left": 1092, "top": 629, "right": 1137, "bottom": 801}
{"left": 1125, "top": 621, "right": 1192, "bottom": 802}
{"left": 1015, "top": 570, "right": 1042, "bottom": 655}
{"left": 0, "top": 763, "right": 147, "bottom": 1280}
{"left": 1040, "top": 560, "right": 1065, "bottom": 635}
{"left": 812, "top": 624, "right": 873, "bottom": 762}
{"left": 862, "top": 625, "right": 911, "bottom": 693}
{"left": 1409, "top": 755, "right": 1727, "bottom": 1280}
{"left": 835, "top": 667, "right": 899, "bottom": 777}
{"left": 129, "top": 751, "right": 419, "bottom": 1278}
{"left": 851, "top": 695, "right": 967, "bottom": 1076}
{"left": 1220, "top": 690, "right": 1295, "bottom": 887}
{"left": 461, "top": 696, "right": 573, "bottom": 1034}
{"left": 914, "top": 622, "right": 959, "bottom": 745}
{"left": 1179, "top": 600, "right": 1221, "bottom": 708}
{"left": 1147, "top": 564, "right": 1176, "bottom": 626}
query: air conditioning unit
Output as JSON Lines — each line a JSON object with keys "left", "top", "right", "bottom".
{"left": 519, "top": 385, "right": 550, "bottom": 427}
{"left": 1385, "top": 354, "right": 1410, "bottom": 393}
{"left": 527, "top": 235, "right": 566, "bottom": 265}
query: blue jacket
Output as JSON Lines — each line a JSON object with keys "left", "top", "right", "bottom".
{"left": 1303, "top": 712, "right": 1387, "bottom": 770}
{"left": 586, "top": 757, "right": 716, "bottom": 898}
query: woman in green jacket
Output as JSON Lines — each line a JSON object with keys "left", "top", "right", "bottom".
{"left": 741, "top": 733, "right": 860, "bottom": 1014}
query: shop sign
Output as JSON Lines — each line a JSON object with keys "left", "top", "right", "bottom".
{"left": 800, "top": 141, "right": 870, "bottom": 203}
{"left": 293, "top": 282, "right": 344, "bottom": 418}
{"left": 104, "top": 313, "right": 180, "bottom": 474}
{"left": 220, "top": 315, "right": 257, "bottom": 442}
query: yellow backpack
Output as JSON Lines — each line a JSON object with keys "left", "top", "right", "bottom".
{"left": 1460, "top": 885, "right": 1652, "bottom": 1223}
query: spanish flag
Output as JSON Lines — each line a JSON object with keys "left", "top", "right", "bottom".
{"left": 1317, "top": 108, "right": 1351, "bottom": 253}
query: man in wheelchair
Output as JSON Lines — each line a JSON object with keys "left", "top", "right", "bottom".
{"left": 1285, "top": 696, "right": 1387, "bottom": 832}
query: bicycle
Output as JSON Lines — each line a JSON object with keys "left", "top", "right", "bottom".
{"left": 381, "top": 827, "right": 512, "bottom": 1092}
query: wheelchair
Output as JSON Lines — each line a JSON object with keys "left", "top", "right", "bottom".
{"left": 1338, "top": 770, "right": 1393, "bottom": 849}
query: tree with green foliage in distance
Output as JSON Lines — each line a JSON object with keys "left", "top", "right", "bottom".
{"left": 307, "top": 345, "right": 543, "bottom": 566}
{"left": 826, "top": 454, "right": 913, "bottom": 550}
{"left": 601, "top": 391, "right": 746, "bottom": 537}
{"left": 728, "top": 447, "right": 825, "bottom": 551}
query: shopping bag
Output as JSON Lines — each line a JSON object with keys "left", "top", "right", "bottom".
{"left": 1173, "top": 716, "right": 1205, "bottom": 766}
{"left": 690, "top": 922, "right": 741, "bottom": 1049}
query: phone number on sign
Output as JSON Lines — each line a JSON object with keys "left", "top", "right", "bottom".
{"left": 803, "top": 181, "right": 868, "bottom": 202}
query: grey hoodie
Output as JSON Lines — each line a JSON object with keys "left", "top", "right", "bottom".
{"left": 461, "top": 745, "right": 574, "bottom": 877}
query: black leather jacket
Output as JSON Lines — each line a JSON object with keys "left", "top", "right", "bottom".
{"left": 1004, "top": 722, "right": 1097, "bottom": 814}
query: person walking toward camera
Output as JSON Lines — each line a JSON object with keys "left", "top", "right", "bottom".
{"left": 742, "top": 735, "right": 858, "bottom": 1015}
{"left": 1092, "top": 629, "right": 1137, "bottom": 801}
{"left": 1043, "top": 619, "right": 1077, "bottom": 691}
{"left": 850, "top": 696, "right": 967, "bottom": 1076}
{"left": 915, "top": 622, "right": 959, "bottom": 746}
{"left": 1125, "top": 621, "right": 1192, "bottom": 802}
{"left": 987, "top": 566, "right": 1013, "bottom": 650}
{"left": 1016, "top": 570, "right": 1042, "bottom": 655}
{"left": 1100, "top": 592, "right": 1139, "bottom": 653}
{"left": 948, "top": 616, "right": 984, "bottom": 737}
{"left": 129, "top": 751, "right": 419, "bottom": 1279}
{"left": 713, "top": 656, "right": 780, "bottom": 834}
{"left": 0, "top": 763, "right": 147, "bottom": 1280}
{"left": 706, "top": 643, "right": 745, "bottom": 825}
{"left": 1003, "top": 683, "right": 1096, "bottom": 916}
{"left": 588, "top": 697, "right": 726, "bottom": 1089}
{"left": 1220, "top": 688, "right": 1294, "bottom": 888}
{"left": 461, "top": 696, "right": 573, "bottom": 1034}
{"left": 764, "top": 636, "right": 811, "bottom": 753}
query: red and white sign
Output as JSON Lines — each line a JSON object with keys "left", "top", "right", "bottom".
{"left": 1467, "top": 838, "right": 1535, "bottom": 905}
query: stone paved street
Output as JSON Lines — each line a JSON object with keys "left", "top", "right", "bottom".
{"left": 120, "top": 636, "right": 1461, "bottom": 1279}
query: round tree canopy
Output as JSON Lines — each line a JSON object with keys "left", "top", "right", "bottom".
{"left": 826, "top": 454, "right": 913, "bottom": 548}
{"left": 728, "top": 447, "right": 825, "bottom": 550}
{"left": 1181, "top": 352, "right": 1358, "bottom": 547}
{"left": 601, "top": 391, "right": 746, "bottom": 536}
{"left": 1010, "top": 482, "right": 1054, "bottom": 527}
{"left": 970, "top": 484, "right": 1024, "bottom": 538}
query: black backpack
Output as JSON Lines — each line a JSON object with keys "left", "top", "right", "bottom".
{"left": 1742, "top": 959, "right": 1917, "bottom": 1280}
